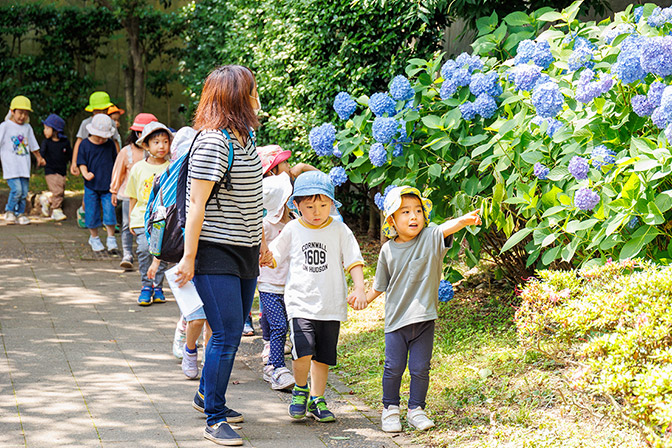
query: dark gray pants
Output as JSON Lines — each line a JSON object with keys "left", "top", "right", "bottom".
{"left": 382, "top": 320, "right": 435, "bottom": 409}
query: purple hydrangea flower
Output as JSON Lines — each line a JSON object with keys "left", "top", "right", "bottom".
{"left": 369, "top": 143, "right": 387, "bottom": 167}
{"left": 438, "top": 280, "right": 454, "bottom": 302}
{"left": 329, "top": 166, "right": 348, "bottom": 186}
{"left": 652, "top": 107, "right": 670, "bottom": 129}
{"left": 568, "top": 46, "right": 594, "bottom": 71}
{"left": 568, "top": 156, "right": 589, "bottom": 180}
{"left": 534, "top": 162, "right": 550, "bottom": 180}
{"left": 389, "top": 75, "right": 414, "bottom": 101}
{"left": 632, "top": 95, "right": 655, "bottom": 117}
{"left": 575, "top": 69, "right": 614, "bottom": 103}
{"left": 532, "top": 81, "right": 564, "bottom": 118}
{"left": 612, "top": 35, "right": 646, "bottom": 84}
{"left": 591, "top": 145, "right": 616, "bottom": 169}
{"left": 627, "top": 216, "right": 639, "bottom": 229}
{"left": 604, "top": 24, "right": 634, "bottom": 45}
{"left": 460, "top": 102, "right": 476, "bottom": 120}
{"left": 369, "top": 92, "right": 396, "bottom": 117}
{"left": 469, "top": 72, "right": 502, "bottom": 98}
{"left": 473, "top": 93, "right": 498, "bottom": 119}
{"left": 507, "top": 64, "right": 542, "bottom": 92}
{"left": 333, "top": 92, "right": 357, "bottom": 120}
{"left": 309, "top": 123, "right": 336, "bottom": 156}
{"left": 574, "top": 188, "right": 600, "bottom": 211}
{"left": 372, "top": 117, "right": 399, "bottom": 144}
{"left": 640, "top": 36, "right": 672, "bottom": 78}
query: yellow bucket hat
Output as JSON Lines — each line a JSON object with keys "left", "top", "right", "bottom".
{"left": 10, "top": 95, "right": 32, "bottom": 112}
{"left": 382, "top": 186, "right": 433, "bottom": 239}
{"left": 85, "top": 91, "right": 114, "bottom": 112}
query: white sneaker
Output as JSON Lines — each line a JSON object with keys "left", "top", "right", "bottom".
{"left": 262, "top": 364, "right": 274, "bottom": 382}
{"left": 88, "top": 236, "right": 105, "bottom": 252}
{"left": 381, "top": 405, "right": 402, "bottom": 432}
{"left": 51, "top": 208, "right": 66, "bottom": 221}
{"left": 182, "top": 345, "right": 199, "bottom": 379}
{"left": 270, "top": 367, "right": 295, "bottom": 390}
{"left": 39, "top": 194, "right": 50, "bottom": 217}
{"left": 17, "top": 214, "right": 30, "bottom": 225}
{"left": 172, "top": 317, "right": 187, "bottom": 359}
{"left": 4, "top": 212, "right": 16, "bottom": 224}
{"left": 284, "top": 340, "right": 292, "bottom": 355}
{"left": 407, "top": 407, "right": 435, "bottom": 431}
{"left": 106, "top": 236, "right": 119, "bottom": 252}
{"left": 261, "top": 340, "right": 270, "bottom": 364}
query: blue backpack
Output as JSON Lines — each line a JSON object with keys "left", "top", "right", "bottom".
{"left": 144, "top": 129, "right": 243, "bottom": 262}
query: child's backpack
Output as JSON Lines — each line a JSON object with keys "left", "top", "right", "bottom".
{"left": 144, "top": 129, "right": 244, "bottom": 262}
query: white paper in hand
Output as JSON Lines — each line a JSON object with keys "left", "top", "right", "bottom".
{"left": 166, "top": 265, "right": 204, "bottom": 316}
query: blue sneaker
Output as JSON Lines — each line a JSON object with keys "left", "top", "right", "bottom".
{"left": 137, "top": 287, "right": 153, "bottom": 306}
{"left": 153, "top": 287, "right": 166, "bottom": 303}
{"left": 192, "top": 392, "right": 243, "bottom": 423}
{"left": 288, "top": 385, "right": 310, "bottom": 419}
{"left": 193, "top": 391, "right": 205, "bottom": 413}
{"left": 203, "top": 421, "right": 242, "bottom": 446}
{"left": 307, "top": 396, "right": 335, "bottom": 422}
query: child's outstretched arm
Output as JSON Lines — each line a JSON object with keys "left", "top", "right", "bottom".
{"left": 346, "top": 265, "right": 367, "bottom": 310}
{"left": 289, "top": 163, "right": 317, "bottom": 180}
{"left": 439, "top": 210, "right": 481, "bottom": 238}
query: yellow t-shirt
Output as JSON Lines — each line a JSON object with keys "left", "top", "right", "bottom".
{"left": 126, "top": 159, "right": 169, "bottom": 230}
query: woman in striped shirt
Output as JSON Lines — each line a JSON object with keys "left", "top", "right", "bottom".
{"left": 174, "top": 65, "right": 268, "bottom": 446}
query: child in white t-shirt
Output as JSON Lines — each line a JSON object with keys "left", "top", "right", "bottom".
{"left": 0, "top": 96, "right": 45, "bottom": 225}
{"left": 267, "top": 170, "right": 366, "bottom": 422}
{"left": 354, "top": 186, "right": 481, "bottom": 433}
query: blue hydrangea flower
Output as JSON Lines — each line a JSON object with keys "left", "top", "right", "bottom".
{"left": 369, "top": 92, "right": 397, "bottom": 117}
{"left": 632, "top": 95, "right": 655, "bottom": 117}
{"left": 332, "top": 146, "right": 343, "bottom": 158}
{"left": 574, "top": 37, "right": 597, "bottom": 51}
{"left": 574, "top": 188, "right": 600, "bottom": 211}
{"left": 393, "top": 143, "right": 403, "bottom": 157}
{"left": 591, "top": 145, "right": 616, "bottom": 169}
{"left": 441, "top": 53, "right": 482, "bottom": 94}
{"left": 575, "top": 69, "right": 614, "bottom": 103}
{"left": 460, "top": 102, "right": 476, "bottom": 120}
{"left": 507, "top": 64, "right": 542, "bottom": 92}
{"left": 469, "top": 72, "right": 502, "bottom": 98}
{"left": 372, "top": 117, "right": 399, "bottom": 144}
{"left": 654, "top": 85, "right": 672, "bottom": 129}
{"left": 369, "top": 143, "right": 387, "bottom": 167}
{"left": 640, "top": 36, "right": 672, "bottom": 78}
{"left": 604, "top": 24, "right": 634, "bottom": 45}
{"left": 568, "top": 46, "right": 594, "bottom": 71}
{"left": 546, "top": 119, "right": 563, "bottom": 138}
{"left": 309, "top": 123, "right": 336, "bottom": 156}
{"left": 329, "top": 166, "right": 348, "bottom": 186}
{"left": 532, "top": 81, "right": 564, "bottom": 118}
{"left": 634, "top": 6, "right": 643, "bottom": 23}
{"left": 647, "top": 7, "right": 672, "bottom": 27}
{"left": 333, "top": 92, "right": 357, "bottom": 120}
{"left": 534, "top": 162, "right": 550, "bottom": 180}
{"left": 627, "top": 216, "right": 639, "bottom": 229}
{"left": 389, "top": 75, "right": 414, "bottom": 101}
{"left": 533, "top": 41, "right": 554, "bottom": 69}
{"left": 666, "top": 122, "right": 672, "bottom": 145}
{"left": 440, "top": 79, "right": 458, "bottom": 100}
{"left": 438, "top": 280, "right": 454, "bottom": 302}
{"left": 453, "top": 68, "right": 472, "bottom": 87}
{"left": 612, "top": 35, "right": 646, "bottom": 84}
{"left": 374, "top": 185, "right": 397, "bottom": 210}
{"left": 648, "top": 81, "right": 667, "bottom": 108}
{"left": 473, "top": 93, "right": 498, "bottom": 119}
{"left": 514, "top": 40, "right": 537, "bottom": 65}
{"left": 568, "top": 156, "right": 589, "bottom": 180}
{"left": 455, "top": 52, "right": 484, "bottom": 73}
{"left": 652, "top": 107, "right": 669, "bottom": 129}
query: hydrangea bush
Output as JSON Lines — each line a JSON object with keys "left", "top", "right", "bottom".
{"left": 310, "top": 1, "right": 672, "bottom": 276}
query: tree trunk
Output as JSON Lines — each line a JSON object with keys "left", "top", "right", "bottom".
{"left": 125, "top": 15, "right": 145, "bottom": 120}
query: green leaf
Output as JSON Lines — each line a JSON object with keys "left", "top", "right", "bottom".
{"left": 566, "top": 218, "right": 598, "bottom": 233}
{"left": 537, "top": 11, "right": 564, "bottom": 22}
{"left": 428, "top": 163, "right": 442, "bottom": 178}
{"left": 501, "top": 227, "right": 533, "bottom": 253}
{"left": 547, "top": 166, "right": 569, "bottom": 181}
{"left": 561, "top": 237, "right": 580, "bottom": 262}
{"left": 654, "top": 190, "right": 672, "bottom": 213}
{"left": 422, "top": 115, "right": 442, "bottom": 129}
{"left": 622, "top": 173, "right": 641, "bottom": 201}
{"left": 459, "top": 134, "right": 488, "bottom": 146}
{"left": 619, "top": 226, "right": 659, "bottom": 260}
{"left": 541, "top": 246, "right": 561, "bottom": 265}
{"left": 634, "top": 158, "right": 659, "bottom": 172}
{"left": 504, "top": 11, "right": 532, "bottom": 26}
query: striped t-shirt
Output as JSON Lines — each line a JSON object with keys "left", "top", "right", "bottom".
{"left": 186, "top": 129, "right": 263, "bottom": 248}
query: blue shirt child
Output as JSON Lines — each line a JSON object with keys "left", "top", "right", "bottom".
{"left": 76, "top": 138, "right": 117, "bottom": 191}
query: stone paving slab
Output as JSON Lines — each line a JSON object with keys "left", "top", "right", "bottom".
{"left": 0, "top": 219, "right": 420, "bottom": 447}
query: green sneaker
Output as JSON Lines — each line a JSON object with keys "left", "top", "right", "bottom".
{"left": 288, "top": 385, "right": 310, "bottom": 419}
{"left": 307, "top": 396, "right": 335, "bottom": 422}
{"left": 77, "top": 206, "right": 86, "bottom": 228}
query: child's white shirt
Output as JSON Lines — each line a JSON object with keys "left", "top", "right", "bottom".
{"left": 257, "top": 219, "right": 289, "bottom": 294}
{"left": 268, "top": 217, "right": 364, "bottom": 322}
{"left": 0, "top": 120, "right": 39, "bottom": 179}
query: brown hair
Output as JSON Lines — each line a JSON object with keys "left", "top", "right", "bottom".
{"left": 192, "top": 65, "right": 260, "bottom": 142}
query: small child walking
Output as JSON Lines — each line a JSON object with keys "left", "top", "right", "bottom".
{"left": 125, "top": 121, "right": 171, "bottom": 306}
{"left": 77, "top": 114, "right": 119, "bottom": 252}
{"left": 39, "top": 114, "right": 72, "bottom": 221}
{"left": 267, "top": 170, "right": 366, "bottom": 422}
{"left": 354, "top": 186, "right": 481, "bottom": 432}
{"left": 110, "top": 113, "right": 158, "bottom": 270}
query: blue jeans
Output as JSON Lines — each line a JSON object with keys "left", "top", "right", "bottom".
{"left": 196, "top": 274, "right": 256, "bottom": 426}
{"left": 5, "top": 177, "right": 29, "bottom": 215}
{"left": 259, "top": 292, "right": 288, "bottom": 368}
{"left": 83, "top": 187, "right": 116, "bottom": 229}
{"left": 382, "top": 320, "right": 435, "bottom": 409}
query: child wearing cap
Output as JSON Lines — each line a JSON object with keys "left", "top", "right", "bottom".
{"left": 125, "top": 121, "right": 171, "bottom": 306}
{"left": 0, "top": 95, "right": 45, "bottom": 225}
{"left": 106, "top": 105, "right": 124, "bottom": 150}
{"left": 266, "top": 170, "right": 366, "bottom": 422}
{"left": 353, "top": 186, "right": 481, "bottom": 433}
{"left": 77, "top": 114, "right": 119, "bottom": 252}
{"left": 39, "top": 113, "right": 72, "bottom": 221}
{"left": 110, "top": 113, "right": 158, "bottom": 270}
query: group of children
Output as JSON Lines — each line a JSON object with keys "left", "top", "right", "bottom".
{"left": 1, "top": 91, "right": 483, "bottom": 436}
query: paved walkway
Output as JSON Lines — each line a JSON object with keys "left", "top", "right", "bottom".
{"left": 0, "top": 218, "right": 417, "bottom": 448}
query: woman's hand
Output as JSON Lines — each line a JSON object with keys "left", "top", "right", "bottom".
{"left": 174, "top": 256, "right": 195, "bottom": 288}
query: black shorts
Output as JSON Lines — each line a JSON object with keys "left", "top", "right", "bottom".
{"left": 289, "top": 318, "right": 340, "bottom": 366}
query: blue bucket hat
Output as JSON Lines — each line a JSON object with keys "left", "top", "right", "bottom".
{"left": 289, "top": 171, "right": 342, "bottom": 209}
{"left": 42, "top": 113, "right": 65, "bottom": 132}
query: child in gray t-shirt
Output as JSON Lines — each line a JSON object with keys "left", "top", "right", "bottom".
{"left": 351, "top": 186, "right": 480, "bottom": 433}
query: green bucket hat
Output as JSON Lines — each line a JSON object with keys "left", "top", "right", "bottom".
{"left": 85, "top": 91, "right": 114, "bottom": 112}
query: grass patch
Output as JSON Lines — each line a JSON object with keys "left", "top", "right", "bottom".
{"left": 336, "top": 263, "right": 644, "bottom": 447}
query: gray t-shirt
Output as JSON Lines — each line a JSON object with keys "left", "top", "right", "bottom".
{"left": 373, "top": 226, "right": 452, "bottom": 333}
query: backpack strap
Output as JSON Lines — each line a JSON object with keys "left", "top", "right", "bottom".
{"left": 219, "top": 129, "right": 236, "bottom": 191}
